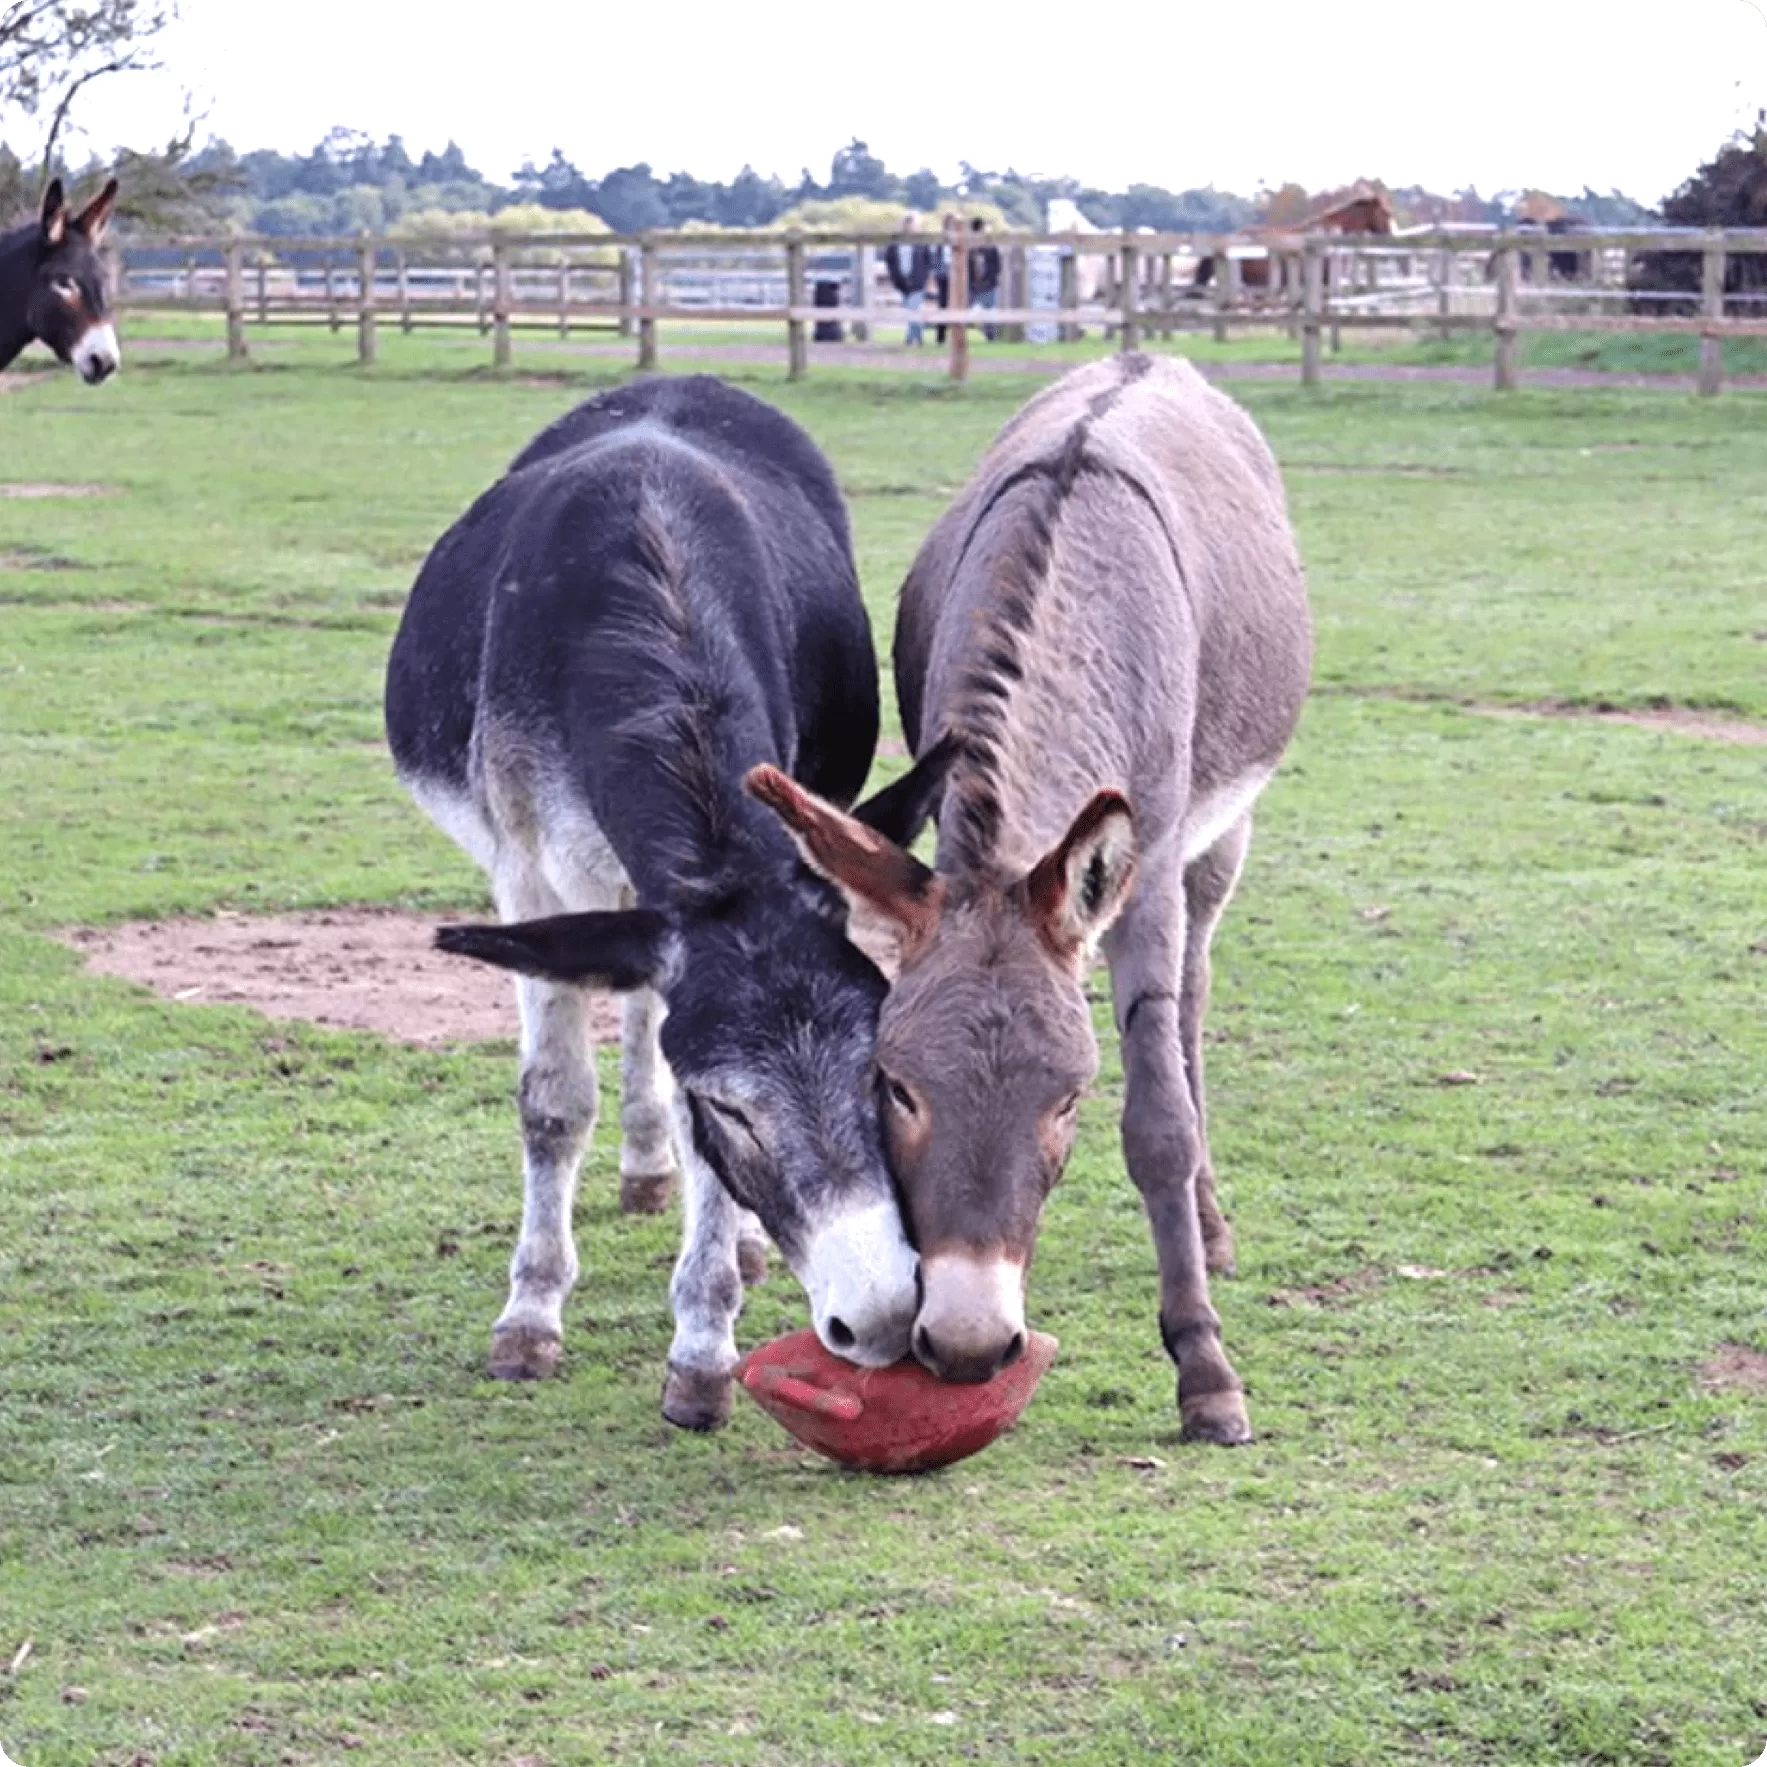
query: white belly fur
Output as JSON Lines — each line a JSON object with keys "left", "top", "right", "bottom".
{"left": 1179, "top": 767, "right": 1272, "bottom": 865}
{"left": 403, "top": 769, "right": 631, "bottom": 914}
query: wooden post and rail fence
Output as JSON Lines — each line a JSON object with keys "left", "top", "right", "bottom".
{"left": 115, "top": 222, "right": 1767, "bottom": 394}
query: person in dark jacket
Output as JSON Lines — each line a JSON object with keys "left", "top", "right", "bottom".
{"left": 969, "top": 216, "right": 1003, "bottom": 340}
{"left": 884, "top": 214, "right": 933, "bottom": 346}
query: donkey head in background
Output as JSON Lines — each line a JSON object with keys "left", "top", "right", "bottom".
{"left": 19, "top": 179, "right": 121, "bottom": 383}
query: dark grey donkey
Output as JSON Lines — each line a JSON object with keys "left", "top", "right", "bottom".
{"left": 750, "top": 355, "right": 1312, "bottom": 1444}
{"left": 385, "top": 376, "right": 934, "bottom": 1429}
{"left": 0, "top": 178, "right": 120, "bottom": 381}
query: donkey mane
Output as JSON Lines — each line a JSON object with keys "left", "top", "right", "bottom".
{"left": 592, "top": 490, "right": 784, "bottom": 910}
{"left": 940, "top": 353, "right": 1163, "bottom": 877}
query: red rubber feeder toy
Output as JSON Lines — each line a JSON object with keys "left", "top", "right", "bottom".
{"left": 737, "top": 1327, "right": 1059, "bottom": 1474}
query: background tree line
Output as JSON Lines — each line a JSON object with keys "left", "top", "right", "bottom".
{"left": 1, "top": 121, "right": 1663, "bottom": 240}
{"left": 0, "top": 2, "right": 1736, "bottom": 239}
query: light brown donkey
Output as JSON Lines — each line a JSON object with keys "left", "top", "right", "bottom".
{"left": 750, "top": 354, "right": 1311, "bottom": 1444}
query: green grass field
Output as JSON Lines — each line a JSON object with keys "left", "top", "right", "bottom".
{"left": 1, "top": 342, "right": 1765, "bottom": 1766}
{"left": 99, "top": 305, "right": 1767, "bottom": 380}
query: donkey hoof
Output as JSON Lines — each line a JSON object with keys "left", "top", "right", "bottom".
{"left": 488, "top": 1325, "right": 563, "bottom": 1381}
{"left": 736, "top": 1236, "right": 770, "bottom": 1285}
{"left": 1179, "top": 1387, "right": 1253, "bottom": 1446}
{"left": 620, "top": 1168, "right": 678, "bottom": 1215}
{"left": 1204, "top": 1229, "right": 1238, "bottom": 1278}
{"left": 662, "top": 1363, "right": 733, "bottom": 1432}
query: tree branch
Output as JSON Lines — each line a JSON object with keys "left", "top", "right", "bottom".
{"left": 39, "top": 52, "right": 134, "bottom": 176}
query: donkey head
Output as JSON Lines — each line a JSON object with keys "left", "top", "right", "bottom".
{"left": 28, "top": 179, "right": 120, "bottom": 384}
{"left": 434, "top": 771, "right": 951, "bottom": 1371}
{"left": 752, "top": 761, "right": 1137, "bottom": 1384}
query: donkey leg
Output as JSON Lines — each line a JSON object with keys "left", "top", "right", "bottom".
{"left": 490, "top": 964, "right": 597, "bottom": 1380}
{"left": 616, "top": 987, "right": 765, "bottom": 1277}
{"left": 1181, "top": 814, "right": 1255, "bottom": 1278}
{"left": 1107, "top": 859, "right": 1251, "bottom": 1446}
{"left": 617, "top": 986, "right": 679, "bottom": 1215}
{"left": 735, "top": 1209, "right": 771, "bottom": 1286}
{"left": 662, "top": 1102, "right": 745, "bottom": 1431}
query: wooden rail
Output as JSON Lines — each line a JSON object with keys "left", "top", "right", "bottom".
{"left": 114, "top": 223, "right": 1767, "bottom": 393}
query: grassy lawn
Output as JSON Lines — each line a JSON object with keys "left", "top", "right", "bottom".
{"left": 98, "top": 306, "right": 1767, "bottom": 380}
{"left": 1, "top": 348, "right": 1764, "bottom": 1766}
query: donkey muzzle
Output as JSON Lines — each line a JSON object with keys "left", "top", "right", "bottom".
{"left": 73, "top": 322, "right": 119, "bottom": 384}
{"left": 912, "top": 1251, "right": 1028, "bottom": 1384}
{"left": 799, "top": 1198, "right": 920, "bottom": 1368}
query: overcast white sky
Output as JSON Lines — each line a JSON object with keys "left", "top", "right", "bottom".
{"left": 52, "top": 0, "right": 1767, "bottom": 204}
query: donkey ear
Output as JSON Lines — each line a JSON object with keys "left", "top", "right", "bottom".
{"left": 1020, "top": 790, "right": 1137, "bottom": 963}
{"left": 850, "top": 730, "right": 959, "bottom": 848}
{"left": 74, "top": 178, "right": 119, "bottom": 244}
{"left": 435, "top": 908, "right": 676, "bottom": 990}
{"left": 746, "top": 763, "right": 943, "bottom": 951}
{"left": 41, "top": 179, "right": 67, "bottom": 246}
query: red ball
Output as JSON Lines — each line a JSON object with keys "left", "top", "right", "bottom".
{"left": 737, "top": 1327, "right": 1059, "bottom": 1474}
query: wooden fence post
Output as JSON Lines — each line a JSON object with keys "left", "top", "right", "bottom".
{"left": 1119, "top": 239, "right": 1140, "bottom": 353}
{"left": 224, "top": 240, "right": 247, "bottom": 361}
{"left": 638, "top": 238, "right": 658, "bottom": 370}
{"left": 357, "top": 234, "right": 377, "bottom": 366}
{"left": 1001, "top": 243, "right": 1025, "bottom": 344}
{"left": 1436, "top": 246, "right": 1453, "bottom": 342}
{"left": 255, "top": 252, "right": 268, "bottom": 325}
{"left": 786, "top": 231, "right": 807, "bottom": 380}
{"left": 618, "top": 248, "right": 636, "bottom": 339}
{"left": 946, "top": 216, "right": 969, "bottom": 383}
{"left": 1212, "top": 241, "right": 1230, "bottom": 342}
{"left": 491, "top": 238, "right": 512, "bottom": 368}
{"left": 557, "top": 254, "right": 570, "bottom": 339}
{"left": 1698, "top": 230, "right": 1725, "bottom": 397}
{"left": 326, "top": 256, "right": 340, "bottom": 332}
{"left": 1301, "top": 240, "right": 1323, "bottom": 386}
{"left": 1493, "top": 236, "right": 1518, "bottom": 390}
{"left": 1058, "top": 249, "right": 1079, "bottom": 342}
{"left": 397, "top": 250, "right": 412, "bottom": 333}
{"left": 852, "top": 244, "right": 871, "bottom": 343}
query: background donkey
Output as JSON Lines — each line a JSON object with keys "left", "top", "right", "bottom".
{"left": 751, "top": 354, "right": 1312, "bottom": 1445}
{"left": 386, "top": 375, "right": 932, "bottom": 1430}
{"left": 0, "top": 178, "right": 120, "bottom": 381}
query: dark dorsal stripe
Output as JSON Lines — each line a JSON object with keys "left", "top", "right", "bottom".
{"left": 941, "top": 353, "right": 1154, "bottom": 876}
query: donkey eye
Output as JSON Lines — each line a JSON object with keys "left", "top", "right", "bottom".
{"left": 52, "top": 276, "right": 79, "bottom": 301}
{"left": 879, "top": 1072, "right": 919, "bottom": 1117}
{"left": 1055, "top": 1091, "right": 1082, "bottom": 1120}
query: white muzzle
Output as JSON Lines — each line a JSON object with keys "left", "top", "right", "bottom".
{"left": 798, "top": 1198, "right": 920, "bottom": 1367}
{"left": 72, "top": 322, "right": 119, "bottom": 385}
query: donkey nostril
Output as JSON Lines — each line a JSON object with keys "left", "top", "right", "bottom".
{"left": 914, "top": 1324, "right": 937, "bottom": 1367}
{"left": 1000, "top": 1331, "right": 1026, "bottom": 1371}
{"left": 825, "top": 1315, "right": 855, "bottom": 1351}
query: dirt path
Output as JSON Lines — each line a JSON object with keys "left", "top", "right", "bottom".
{"left": 60, "top": 907, "right": 624, "bottom": 1047}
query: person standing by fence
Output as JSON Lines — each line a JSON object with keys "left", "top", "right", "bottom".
{"left": 884, "top": 215, "right": 933, "bottom": 346}
{"left": 968, "top": 216, "right": 1002, "bottom": 340}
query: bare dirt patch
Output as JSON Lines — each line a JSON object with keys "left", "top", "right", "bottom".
{"left": 0, "top": 548, "right": 80, "bottom": 571}
{"left": 1697, "top": 1343, "right": 1767, "bottom": 1394}
{"left": 1265, "top": 1265, "right": 1384, "bottom": 1309}
{"left": 60, "top": 908, "right": 624, "bottom": 1047}
{"left": 0, "top": 481, "right": 116, "bottom": 499}
{"left": 0, "top": 370, "right": 50, "bottom": 394}
{"left": 1509, "top": 700, "right": 1767, "bottom": 747}
{"left": 1341, "top": 686, "right": 1767, "bottom": 747}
